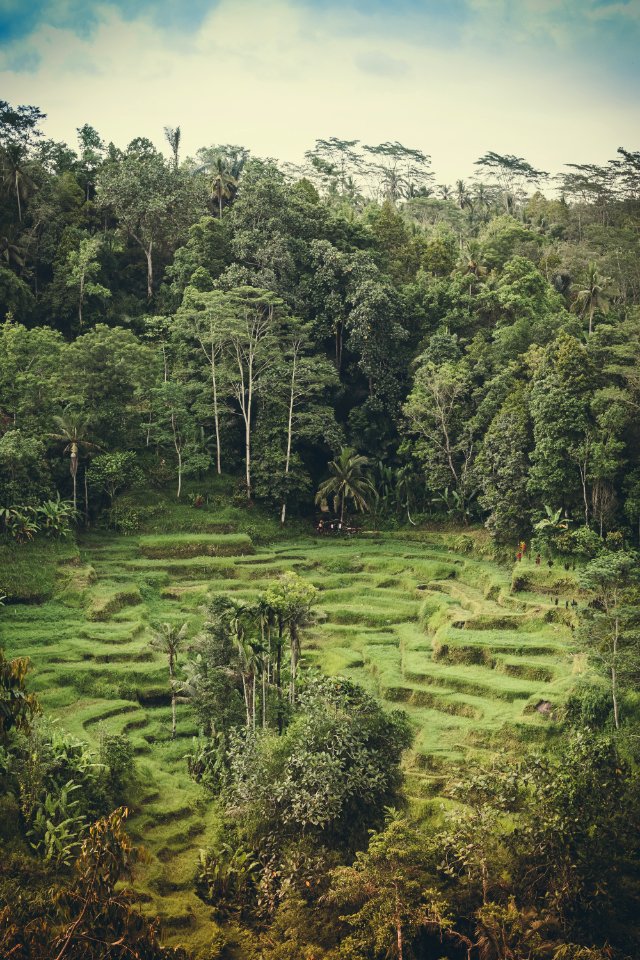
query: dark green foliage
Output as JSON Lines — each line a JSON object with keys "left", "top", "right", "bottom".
{"left": 476, "top": 385, "right": 532, "bottom": 538}
{"left": 224, "top": 676, "right": 413, "bottom": 852}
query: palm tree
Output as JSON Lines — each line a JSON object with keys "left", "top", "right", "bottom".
{"left": 195, "top": 146, "right": 248, "bottom": 218}
{"left": 471, "top": 182, "right": 493, "bottom": 224}
{"left": 49, "top": 413, "right": 100, "bottom": 517}
{"left": 573, "top": 263, "right": 612, "bottom": 335}
{"left": 315, "top": 447, "right": 375, "bottom": 524}
{"left": 437, "top": 183, "right": 453, "bottom": 201}
{"left": 454, "top": 179, "right": 472, "bottom": 210}
{"left": 0, "top": 143, "right": 36, "bottom": 223}
{"left": 0, "top": 231, "right": 26, "bottom": 269}
{"left": 163, "top": 125, "right": 181, "bottom": 170}
{"left": 150, "top": 622, "right": 188, "bottom": 739}
{"left": 253, "top": 595, "right": 274, "bottom": 728}
{"left": 208, "top": 157, "right": 237, "bottom": 218}
{"left": 223, "top": 598, "right": 262, "bottom": 729}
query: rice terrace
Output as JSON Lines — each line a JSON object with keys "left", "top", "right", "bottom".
{"left": 1, "top": 487, "right": 589, "bottom": 953}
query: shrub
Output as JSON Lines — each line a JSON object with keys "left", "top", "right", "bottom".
{"left": 564, "top": 685, "right": 613, "bottom": 730}
{"left": 99, "top": 732, "right": 135, "bottom": 805}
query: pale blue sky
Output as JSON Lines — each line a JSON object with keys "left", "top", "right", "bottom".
{"left": 1, "top": 0, "right": 638, "bottom": 181}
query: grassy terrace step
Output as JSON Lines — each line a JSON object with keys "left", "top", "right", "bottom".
{"left": 138, "top": 533, "right": 254, "bottom": 558}
{"left": 87, "top": 583, "right": 143, "bottom": 620}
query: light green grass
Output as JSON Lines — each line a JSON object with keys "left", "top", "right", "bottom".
{"left": 138, "top": 532, "right": 254, "bottom": 558}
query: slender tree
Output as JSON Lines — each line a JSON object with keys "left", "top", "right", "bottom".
{"left": 150, "top": 621, "right": 188, "bottom": 739}
{"left": 225, "top": 287, "right": 285, "bottom": 500}
{"left": 49, "top": 412, "right": 99, "bottom": 516}
{"left": 578, "top": 552, "right": 640, "bottom": 730}
{"left": 573, "top": 262, "right": 612, "bottom": 335}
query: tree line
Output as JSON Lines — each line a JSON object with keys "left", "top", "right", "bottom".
{"left": 1, "top": 99, "right": 640, "bottom": 542}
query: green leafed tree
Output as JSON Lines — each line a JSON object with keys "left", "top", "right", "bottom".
{"left": 402, "top": 357, "right": 476, "bottom": 521}
{"left": 477, "top": 385, "right": 532, "bottom": 539}
{"left": 97, "top": 140, "right": 204, "bottom": 299}
{"left": 326, "top": 812, "right": 451, "bottom": 960}
{"left": 578, "top": 551, "right": 640, "bottom": 729}
{"left": 64, "top": 235, "right": 111, "bottom": 328}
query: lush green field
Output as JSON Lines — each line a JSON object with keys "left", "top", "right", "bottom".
{"left": 0, "top": 522, "right": 587, "bottom": 956}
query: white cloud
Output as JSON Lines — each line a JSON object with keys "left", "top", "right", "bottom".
{"left": 0, "top": 0, "right": 637, "bottom": 183}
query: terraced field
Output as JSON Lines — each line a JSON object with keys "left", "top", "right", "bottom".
{"left": 0, "top": 528, "right": 586, "bottom": 955}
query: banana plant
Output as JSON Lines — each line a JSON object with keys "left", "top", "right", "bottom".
{"left": 27, "top": 780, "right": 86, "bottom": 866}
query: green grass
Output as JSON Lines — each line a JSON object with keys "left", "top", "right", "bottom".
{"left": 0, "top": 513, "right": 588, "bottom": 954}
{"left": 138, "top": 533, "right": 254, "bottom": 558}
{"left": 0, "top": 539, "right": 79, "bottom": 601}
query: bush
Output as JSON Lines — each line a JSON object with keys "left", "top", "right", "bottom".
{"left": 555, "top": 526, "right": 602, "bottom": 559}
{"left": 564, "top": 685, "right": 613, "bottom": 730}
{"left": 225, "top": 677, "right": 413, "bottom": 853}
{"left": 99, "top": 732, "right": 135, "bottom": 805}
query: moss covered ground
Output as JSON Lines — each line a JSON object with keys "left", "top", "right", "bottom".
{"left": 0, "top": 508, "right": 587, "bottom": 956}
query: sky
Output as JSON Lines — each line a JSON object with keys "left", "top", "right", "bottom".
{"left": 0, "top": 0, "right": 638, "bottom": 183}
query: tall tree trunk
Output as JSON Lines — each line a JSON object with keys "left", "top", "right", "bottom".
{"left": 261, "top": 618, "right": 268, "bottom": 729}
{"left": 84, "top": 468, "right": 89, "bottom": 526}
{"left": 244, "top": 362, "right": 253, "bottom": 499}
{"left": 252, "top": 670, "right": 256, "bottom": 731}
{"left": 276, "top": 618, "right": 283, "bottom": 735}
{"left": 280, "top": 352, "right": 296, "bottom": 526}
{"left": 262, "top": 658, "right": 267, "bottom": 729}
{"left": 169, "top": 656, "right": 177, "bottom": 739}
{"left": 171, "top": 685, "right": 177, "bottom": 739}
{"left": 70, "top": 453, "right": 78, "bottom": 514}
{"left": 394, "top": 887, "right": 403, "bottom": 960}
{"left": 15, "top": 172, "right": 22, "bottom": 223}
{"left": 241, "top": 674, "right": 251, "bottom": 727}
{"left": 145, "top": 242, "right": 153, "bottom": 300}
{"left": 579, "top": 452, "right": 590, "bottom": 527}
{"left": 78, "top": 273, "right": 84, "bottom": 328}
{"left": 171, "top": 412, "right": 182, "bottom": 498}
{"left": 211, "top": 354, "right": 222, "bottom": 474}
{"left": 612, "top": 615, "right": 620, "bottom": 729}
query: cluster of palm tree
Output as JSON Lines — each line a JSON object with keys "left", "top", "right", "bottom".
{"left": 151, "top": 571, "right": 318, "bottom": 740}
{"left": 315, "top": 447, "right": 421, "bottom": 526}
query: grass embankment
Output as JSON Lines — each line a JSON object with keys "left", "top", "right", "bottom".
{"left": 138, "top": 533, "right": 254, "bottom": 559}
{"left": 0, "top": 539, "right": 80, "bottom": 602}
{"left": 0, "top": 510, "right": 587, "bottom": 956}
